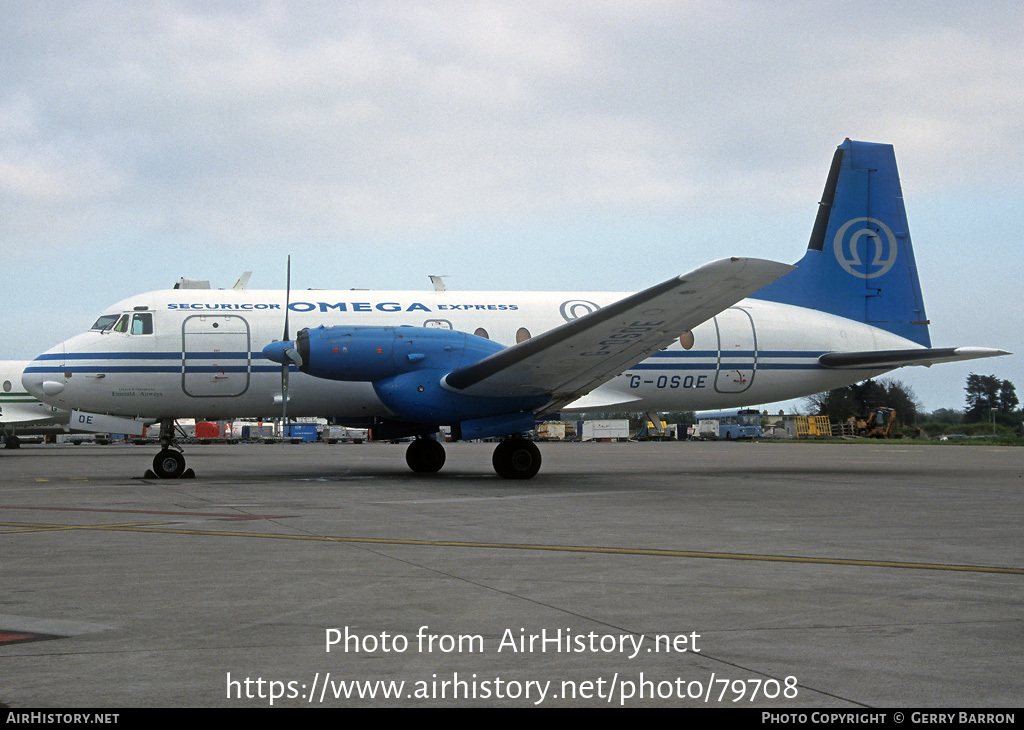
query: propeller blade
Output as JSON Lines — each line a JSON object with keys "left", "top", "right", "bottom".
{"left": 282, "top": 359, "right": 290, "bottom": 429}
{"left": 281, "top": 256, "right": 292, "bottom": 434}
{"left": 284, "top": 255, "right": 291, "bottom": 342}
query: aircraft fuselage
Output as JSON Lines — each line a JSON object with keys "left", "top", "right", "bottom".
{"left": 24, "top": 287, "right": 904, "bottom": 421}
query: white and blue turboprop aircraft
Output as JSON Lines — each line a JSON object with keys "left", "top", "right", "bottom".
{"left": 23, "top": 140, "right": 1008, "bottom": 478}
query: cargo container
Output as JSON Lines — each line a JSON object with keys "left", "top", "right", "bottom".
{"left": 283, "top": 423, "right": 318, "bottom": 442}
{"left": 324, "top": 425, "right": 368, "bottom": 443}
{"left": 535, "top": 422, "right": 566, "bottom": 441}
{"left": 579, "top": 419, "right": 630, "bottom": 441}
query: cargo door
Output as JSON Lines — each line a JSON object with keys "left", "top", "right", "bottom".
{"left": 714, "top": 307, "right": 756, "bottom": 394}
{"left": 182, "top": 315, "right": 251, "bottom": 397}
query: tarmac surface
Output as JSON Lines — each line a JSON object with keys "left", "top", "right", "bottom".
{"left": 1, "top": 439, "right": 1021, "bottom": 708}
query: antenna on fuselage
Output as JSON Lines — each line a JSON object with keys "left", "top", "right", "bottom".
{"left": 429, "top": 275, "right": 449, "bottom": 292}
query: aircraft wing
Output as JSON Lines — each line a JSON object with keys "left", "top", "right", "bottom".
{"left": 444, "top": 257, "right": 794, "bottom": 412}
{"left": 819, "top": 347, "right": 1010, "bottom": 369}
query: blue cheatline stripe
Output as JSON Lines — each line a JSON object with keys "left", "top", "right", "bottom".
{"left": 648, "top": 350, "right": 719, "bottom": 358}
{"left": 23, "top": 362, "right": 822, "bottom": 377}
{"left": 34, "top": 352, "right": 256, "bottom": 360}
{"left": 629, "top": 362, "right": 824, "bottom": 372}
{"left": 35, "top": 349, "right": 831, "bottom": 362}
{"left": 24, "top": 365, "right": 295, "bottom": 374}
{"left": 183, "top": 353, "right": 252, "bottom": 359}
{"left": 25, "top": 366, "right": 181, "bottom": 374}
{"left": 756, "top": 363, "right": 824, "bottom": 370}
{"left": 35, "top": 352, "right": 179, "bottom": 360}
{"left": 630, "top": 362, "right": 713, "bottom": 371}
{"left": 760, "top": 351, "right": 829, "bottom": 358}
{"left": 630, "top": 358, "right": 823, "bottom": 370}
{"left": 649, "top": 350, "right": 828, "bottom": 359}
{"left": 25, "top": 350, "right": 826, "bottom": 377}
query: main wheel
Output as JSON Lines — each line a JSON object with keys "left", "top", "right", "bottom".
{"left": 153, "top": 449, "right": 186, "bottom": 479}
{"left": 4, "top": 435, "right": 21, "bottom": 449}
{"left": 492, "top": 438, "right": 542, "bottom": 480}
{"left": 406, "top": 438, "right": 446, "bottom": 473}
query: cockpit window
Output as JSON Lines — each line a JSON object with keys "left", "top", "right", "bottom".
{"left": 91, "top": 314, "right": 120, "bottom": 331}
{"left": 131, "top": 313, "right": 153, "bottom": 335}
{"left": 91, "top": 312, "right": 153, "bottom": 334}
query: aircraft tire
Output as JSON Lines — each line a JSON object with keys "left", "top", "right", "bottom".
{"left": 153, "top": 449, "right": 186, "bottom": 479}
{"left": 492, "top": 438, "right": 541, "bottom": 480}
{"left": 406, "top": 438, "right": 445, "bottom": 473}
{"left": 4, "top": 436, "right": 21, "bottom": 449}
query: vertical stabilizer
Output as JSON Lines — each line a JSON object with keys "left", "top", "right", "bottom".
{"left": 752, "top": 140, "right": 930, "bottom": 346}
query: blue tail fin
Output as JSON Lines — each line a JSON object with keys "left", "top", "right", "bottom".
{"left": 752, "top": 140, "right": 931, "bottom": 346}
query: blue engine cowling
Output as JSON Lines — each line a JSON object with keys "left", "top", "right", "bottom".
{"left": 296, "top": 325, "right": 503, "bottom": 381}
{"left": 263, "top": 326, "right": 549, "bottom": 439}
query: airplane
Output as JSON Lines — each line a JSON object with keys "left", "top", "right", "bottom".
{"left": 22, "top": 140, "right": 1008, "bottom": 479}
{"left": 1, "top": 361, "right": 73, "bottom": 447}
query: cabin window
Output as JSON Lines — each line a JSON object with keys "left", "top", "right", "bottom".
{"left": 91, "top": 314, "right": 120, "bottom": 331}
{"left": 131, "top": 312, "right": 154, "bottom": 335}
{"left": 474, "top": 327, "right": 489, "bottom": 340}
{"left": 516, "top": 327, "right": 531, "bottom": 343}
{"left": 2, "top": 380, "right": 11, "bottom": 392}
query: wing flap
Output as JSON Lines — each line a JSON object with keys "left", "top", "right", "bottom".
{"left": 819, "top": 347, "right": 1010, "bottom": 369}
{"left": 561, "top": 386, "right": 643, "bottom": 411}
{"left": 444, "top": 257, "right": 794, "bottom": 410}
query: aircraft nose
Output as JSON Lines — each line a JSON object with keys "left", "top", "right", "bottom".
{"left": 262, "top": 341, "right": 295, "bottom": 365}
{"left": 21, "top": 368, "right": 63, "bottom": 398}
{"left": 21, "top": 369, "right": 43, "bottom": 397}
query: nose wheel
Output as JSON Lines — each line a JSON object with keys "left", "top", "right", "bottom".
{"left": 152, "top": 449, "right": 187, "bottom": 479}
{"left": 144, "top": 419, "right": 195, "bottom": 479}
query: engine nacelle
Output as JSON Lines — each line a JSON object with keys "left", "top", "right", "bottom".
{"left": 291, "top": 325, "right": 505, "bottom": 381}
{"left": 262, "top": 326, "right": 548, "bottom": 438}
{"left": 372, "top": 369, "right": 548, "bottom": 431}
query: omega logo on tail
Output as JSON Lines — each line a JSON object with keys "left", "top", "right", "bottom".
{"left": 833, "top": 217, "right": 899, "bottom": 279}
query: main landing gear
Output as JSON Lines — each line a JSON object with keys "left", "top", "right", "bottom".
{"left": 406, "top": 437, "right": 446, "bottom": 473}
{"left": 405, "top": 436, "right": 542, "bottom": 479}
{"left": 492, "top": 438, "right": 542, "bottom": 480}
{"left": 145, "top": 419, "right": 195, "bottom": 479}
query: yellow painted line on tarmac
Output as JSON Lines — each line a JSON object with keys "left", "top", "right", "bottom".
{"left": 1, "top": 521, "right": 178, "bottom": 534}
{"left": 3, "top": 521, "right": 1022, "bottom": 575}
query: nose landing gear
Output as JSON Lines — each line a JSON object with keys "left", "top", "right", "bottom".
{"left": 144, "top": 419, "right": 195, "bottom": 479}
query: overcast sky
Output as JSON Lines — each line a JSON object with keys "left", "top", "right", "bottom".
{"left": 2, "top": 1, "right": 1021, "bottom": 413}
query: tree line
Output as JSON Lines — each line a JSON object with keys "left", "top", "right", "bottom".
{"left": 804, "top": 373, "right": 1020, "bottom": 431}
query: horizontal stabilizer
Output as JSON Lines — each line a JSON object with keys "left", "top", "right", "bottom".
{"left": 819, "top": 347, "right": 1009, "bottom": 370}
{"left": 445, "top": 257, "right": 794, "bottom": 412}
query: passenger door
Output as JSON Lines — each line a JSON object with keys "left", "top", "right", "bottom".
{"left": 181, "top": 315, "right": 251, "bottom": 397}
{"left": 714, "top": 307, "right": 756, "bottom": 394}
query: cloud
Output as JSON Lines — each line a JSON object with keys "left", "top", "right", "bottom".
{"left": 1, "top": 1, "right": 1022, "bottom": 255}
